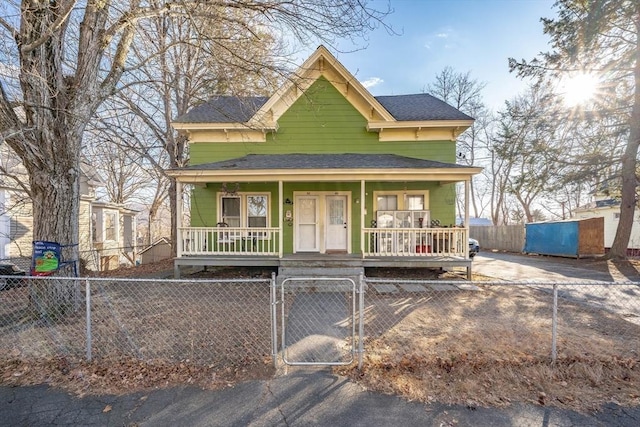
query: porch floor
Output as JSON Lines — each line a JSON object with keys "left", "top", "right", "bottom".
{"left": 174, "top": 254, "right": 473, "bottom": 279}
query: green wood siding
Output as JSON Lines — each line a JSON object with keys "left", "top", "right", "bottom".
{"left": 187, "top": 76, "right": 460, "bottom": 255}
{"left": 189, "top": 77, "right": 456, "bottom": 165}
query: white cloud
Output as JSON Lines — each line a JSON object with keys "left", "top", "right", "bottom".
{"left": 361, "top": 77, "right": 384, "bottom": 89}
{"left": 423, "top": 27, "right": 458, "bottom": 51}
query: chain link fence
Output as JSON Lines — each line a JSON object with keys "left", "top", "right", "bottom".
{"left": 277, "top": 277, "right": 360, "bottom": 367}
{"left": 363, "top": 279, "right": 640, "bottom": 365}
{"left": 1, "top": 275, "right": 639, "bottom": 370}
{"left": 0, "top": 275, "right": 273, "bottom": 369}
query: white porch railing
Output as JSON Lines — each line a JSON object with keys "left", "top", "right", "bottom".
{"left": 177, "top": 227, "right": 468, "bottom": 258}
{"left": 178, "top": 227, "right": 280, "bottom": 256}
{"left": 363, "top": 227, "right": 468, "bottom": 258}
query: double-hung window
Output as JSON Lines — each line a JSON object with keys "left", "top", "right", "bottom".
{"left": 220, "top": 194, "right": 269, "bottom": 236}
{"left": 221, "top": 197, "right": 241, "bottom": 227}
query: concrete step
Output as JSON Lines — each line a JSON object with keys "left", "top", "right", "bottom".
{"left": 277, "top": 266, "right": 365, "bottom": 288}
{"left": 279, "top": 266, "right": 364, "bottom": 278}
{"left": 279, "top": 258, "right": 363, "bottom": 269}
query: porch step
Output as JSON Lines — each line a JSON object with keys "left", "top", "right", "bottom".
{"left": 279, "top": 266, "right": 363, "bottom": 278}
{"left": 277, "top": 266, "right": 364, "bottom": 287}
{"left": 279, "top": 258, "right": 363, "bottom": 269}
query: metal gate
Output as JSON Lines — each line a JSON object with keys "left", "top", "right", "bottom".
{"left": 271, "top": 276, "right": 363, "bottom": 367}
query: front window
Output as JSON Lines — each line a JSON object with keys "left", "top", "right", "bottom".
{"left": 377, "top": 195, "right": 398, "bottom": 211}
{"left": 104, "top": 212, "right": 116, "bottom": 241}
{"left": 374, "top": 191, "right": 430, "bottom": 229}
{"left": 220, "top": 194, "right": 269, "bottom": 228}
{"left": 407, "top": 195, "right": 424, "bottom": 210}
{"left": 247, "top": 195, "right": 267, "bottom": 227}
{"left": 221, "top": 197, "right": 241, "bottom": 227}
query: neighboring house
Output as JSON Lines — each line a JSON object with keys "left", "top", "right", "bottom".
{"left": 573, "top": 198, "right": 640, "bottom": 254}
{"left": 0, "top": 153, "right": 138, "bottom": 271}
{"left": 90, "top": 201, "right": 138, "bottom": 270}
{"left": 138, "top": 237, "right": 172, "bottom": 264}
{"left": 168, "top": 46, "right": 481, "bottom": 277}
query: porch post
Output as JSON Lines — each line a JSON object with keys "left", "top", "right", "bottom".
{"left": 176, "top": 180, "right": 183, "bottom": 257}
{"left": 361, "top": 180, "right": 365, "bottom": 258}
{"left": 464, "top": 179, "right": 470, "bottom": 225}
{"left": 465, "top": 179, "right": 470, "bottom": 257}
{"left": 278, "top": 180, "right": 283, "bottom": 258}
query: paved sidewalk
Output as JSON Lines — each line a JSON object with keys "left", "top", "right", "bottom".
{"left": 3, "top": 370, "right": 640, "bottom": 426}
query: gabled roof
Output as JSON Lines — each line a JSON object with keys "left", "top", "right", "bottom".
{"left": 175, "top": 93, "right": 471, "bottom": 123}
{"left": 575, "top": 198, "right": 620, "bottom": 211}
{"left": 376, "top": 94, "right": 472, "bottom": 121}
{"left": 174, "top": 96, "right": 269, "bottom": 123}
{"left": 138, "top": 237, "right": 171, "bottom": 255}
{"left": 172, "top": 46, "right": 473, "bottom": 137}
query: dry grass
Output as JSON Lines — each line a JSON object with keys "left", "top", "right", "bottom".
{"left": 3, "top": 262, "right": 640, "bottom": 413}
{"left": 336, "top": 283, "right": 640, "bottom": 412}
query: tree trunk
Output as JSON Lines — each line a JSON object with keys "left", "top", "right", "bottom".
{"left": 30, "top": 156, "right": 80, "bottom": 250}
{"left": 609, "top": 19, "right": 640, "bottom": 259}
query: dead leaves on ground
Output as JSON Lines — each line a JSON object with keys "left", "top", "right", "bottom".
{"left": 0, "top": 356, "right": 274, "bottom": 397}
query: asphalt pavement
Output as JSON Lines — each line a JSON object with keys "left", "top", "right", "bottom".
{"left": 3, "top": 252, "right": 640, "bottom": 426}
{"left": 472, "top": 251, "right": 639, "bottom": 282}
{"left": 3, "top": 369, "right": 640, "bottom": 426}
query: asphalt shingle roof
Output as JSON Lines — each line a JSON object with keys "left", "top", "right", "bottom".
{"left": 181, "top": 153, "right": 468, "bottom": 171}
{"left": 174, "top": 96, "right": 269, "bottom": 123}
{"left": 174, "top": 94, "right": 471, "bottom": 123}
{"left": 375, "top": 94, "right": 473, "bottom": 121}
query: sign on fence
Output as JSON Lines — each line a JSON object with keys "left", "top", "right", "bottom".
{"left": 32, "top": 241, "right": 61, "bottom": 275}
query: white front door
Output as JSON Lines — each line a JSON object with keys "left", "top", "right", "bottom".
{"left": 325, "top": 196, "right": 348, "bottom": 253}
{"left": 295, "top": 196, "right": 319, "bottom": 252}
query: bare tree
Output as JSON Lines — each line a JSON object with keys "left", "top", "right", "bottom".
{"left": 84, "top": 117, "right": 158, "bottom": 206}
{"left": 424, "top": 67, "right": 488, "bottom": 219}
{"left": 0, "top": 0, "right": 391, "bottom": 262}
{"left": 111, "top": 10, "right": 285, "bottom": 256}
{"left": 493, "top": 82, "right": 564, "bottom": 223}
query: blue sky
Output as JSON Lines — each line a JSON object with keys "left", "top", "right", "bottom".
{"left": 327, "top": 0, "right": 557, "bottom": 110}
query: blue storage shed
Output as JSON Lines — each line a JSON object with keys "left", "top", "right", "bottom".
{"left": 524, "top": 217, "right": 604, "bottom": 258}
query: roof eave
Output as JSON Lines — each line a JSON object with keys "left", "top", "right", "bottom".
{"left": 167, "top": 167, "right": 483, "bottom": 183}
{"left": 172, "top": 122, "right": 278, "bottom": 131}
{"left": 367, "top": 120, "right": 474, "bottom": 131}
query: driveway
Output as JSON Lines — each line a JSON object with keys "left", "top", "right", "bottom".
{"left": 473, "top": 251, "right": 639, "bottom": 282}
{"left": 472, "top": 251, "right": 640, "bottom": 325}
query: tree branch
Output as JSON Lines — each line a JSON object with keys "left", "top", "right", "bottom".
{"left": 18, "top": 0, "right": 78, "bottom": 54}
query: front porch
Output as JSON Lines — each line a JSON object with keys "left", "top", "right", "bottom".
{"left": 175, "top": 226, "right": 472, "bottom": 279}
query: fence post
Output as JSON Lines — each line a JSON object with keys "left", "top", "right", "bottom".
{"left": 270, "top": 272, "right": 278, "bottom": 369}
{"left": 358, "top": 273, "right": 364, "bottom": 370}
{"left": 85, "top": 278, "right": 92, "bottom": 361}
{"left": 551, "top": 283, "right": 558, "bottom": 364}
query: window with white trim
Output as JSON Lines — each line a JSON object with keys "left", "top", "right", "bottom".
{"left": 104, "top": 211, "right": 117, "bottom": 241}
{"left": 374, "top": 191, "right": 429, "bottom": 211}
{"left": 374, "top": 191, "right": 430, "bottom": 229}
{"left": 219, "top": 194, "right": 269, "bottom": 228}
{"left": 221, "top": 197, "right": 241, "bottom": 227}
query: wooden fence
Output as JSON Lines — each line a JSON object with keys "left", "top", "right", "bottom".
{"left": 470, "top": 225, "right": 525, "bottom": 253}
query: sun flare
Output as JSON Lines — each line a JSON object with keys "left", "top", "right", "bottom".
{"left": 560, "top": 73, "right": 599, "bottom": 106}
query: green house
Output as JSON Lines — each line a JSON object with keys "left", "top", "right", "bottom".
{"left": 168, "top": 46, "right": 481, "bottom": 278}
